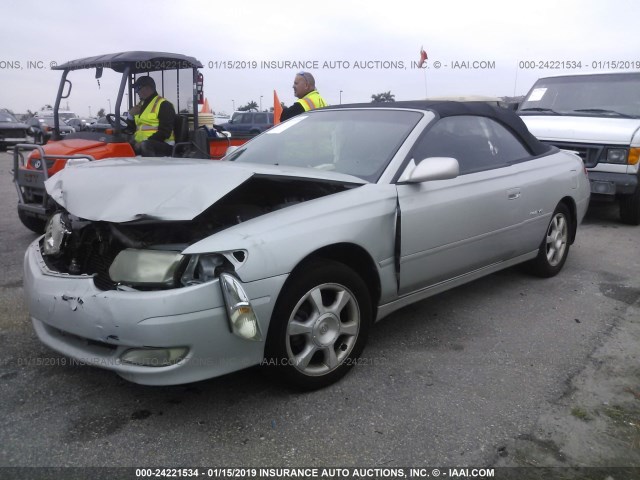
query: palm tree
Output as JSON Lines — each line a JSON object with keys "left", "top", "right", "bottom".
{"left": 371, "top": 91, "right": 395, "bottom": 103}
{"left": 238, "top": 101, "right": 259, "bottom": 111}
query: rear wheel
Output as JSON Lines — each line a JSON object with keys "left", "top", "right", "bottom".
{"left": 525, "top": 203, "right": 571, "bottom": 278}
{"left": 619, "top": 188, "right": 640, "bottom": 225}
{"left": 18, "top": 209, "right": 46, "bottom": 234}
{"left": 265, "top": 260, "right": 372, "bottom": 390}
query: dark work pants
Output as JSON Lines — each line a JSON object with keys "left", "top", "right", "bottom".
{"left": 135, "top": 139, "right": 173, "bottom": 157}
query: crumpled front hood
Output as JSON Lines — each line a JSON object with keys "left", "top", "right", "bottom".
{"left": 45, "top": 158, "right": 366, "bottom": 222}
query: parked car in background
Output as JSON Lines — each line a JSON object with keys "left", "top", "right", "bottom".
{"left": 24, "top": 101, "right": 589, "bottom": 390}
{"left": 519, "top": 71, "right": 640, "bottom": 224}
{"left": 426, "top": 95, "right": 515, "bottom": 109}
{"left": 220, "top": 111, "right": 274, "bottom": 135}
{"left": 87, "top": 116, "right": 113, "bottom": 133}
{"left": 66, "top": 117, "right": 93, "bottom": 132}
{"left": 26, "top": 116, "right": 75, "bottom": 144}
{"left": 35, "top": 109, "right": 78, "bottom": 122}
{"left": 0, "top": 109, "right": 30, "bottom": 150}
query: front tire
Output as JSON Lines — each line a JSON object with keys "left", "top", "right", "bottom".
{"left": 18, "top": 209, "right": 46, "bottom": 234}
{"left": 619, "top": 188, "right": 640, "bottom": 225}
{"left": 265, "top": 260, "right": 372, "bottom": 390}
{"left": 525, "top": 203, "right": 571, "bottom": 278}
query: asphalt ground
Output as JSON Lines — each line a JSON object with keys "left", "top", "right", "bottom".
{"left": 0, "top": 151, "right": 638, "bottom": 475}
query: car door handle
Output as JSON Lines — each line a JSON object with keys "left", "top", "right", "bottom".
{"left": 507, "top": 188, "right": 521, "bottom": 200}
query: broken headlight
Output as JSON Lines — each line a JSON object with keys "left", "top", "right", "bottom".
{"left": 43, "top": 212, "right": 71, "bottom": 256}
{"left": 219, "top": 273, "right": 262, "bottom": 341}
{"left": 109, "top": 249, "right": 184, "bottom": 288}
{"left": 180, "top": 254, "right": 225, "bottom": 286}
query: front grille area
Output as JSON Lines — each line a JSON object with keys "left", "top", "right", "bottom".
{"left": 0, "top": 127, "right": 27, "bottom": 138}
{"left": 543, "top": 141, "right": 604, "bottom": 168}
{"left": 86, "top": 248, "right": 120, "bottom": 291}
{"left": 40, "top": 224, "right": 124, "bottom": 291}
{"left": 40, "top": 218, "right": 196, "bottom": 292}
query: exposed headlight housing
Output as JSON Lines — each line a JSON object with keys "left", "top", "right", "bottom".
{"left": 120, "top": 347, "right": 189, "bottom": 367}
{"left": 605, "top": 148, "right": 628, "bottom": 164}
{"left": 43, "top": 212, "right": 70, "bottom": 256}
{"left": 180, "top": 254, "right": 225, "bottom": 286}
{"left": 109, "top": 249, "right": 183, "bottom": 288}
{"left": 219, "top": 273, "right": 262, "bottom": 341}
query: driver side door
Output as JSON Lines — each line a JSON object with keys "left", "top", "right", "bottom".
{"left": 397, "top": 115, "right": 524, "bottom": 294}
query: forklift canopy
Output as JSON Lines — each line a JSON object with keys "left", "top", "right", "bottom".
{"left": 52, "top": 51, "right": 203, "bottom": 73}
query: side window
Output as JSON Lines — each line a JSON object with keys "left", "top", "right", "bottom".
{"left": 411, "top": 116, "right": 530, "bottom": 175}
{"left": 483, "top": 119, "right": 531, "bottom": 163}
{"left": 254, "top": 113, "right": 268, "bottom": 124}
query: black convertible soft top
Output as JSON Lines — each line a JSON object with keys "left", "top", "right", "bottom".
{"left": 52, "top": 51, "right": 203, "bottom": 74}
{"left": 326, "top": 100, "right": 550, "bottom": 156}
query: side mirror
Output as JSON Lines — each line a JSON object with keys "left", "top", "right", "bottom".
{"left": 398, "top": 157, "right": 459, "bottom": 183}
{"left": 225, "top": 145, "right": 240, "bottom": 157}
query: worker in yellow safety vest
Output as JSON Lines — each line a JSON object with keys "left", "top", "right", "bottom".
{"left": 280, "top": 71, "right": 328, "bottom": 121}
{"left": 128, "top": 76, "right": 176, "bottom": 157}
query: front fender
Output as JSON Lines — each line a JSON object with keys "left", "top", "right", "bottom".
{"left": 183, "top": 184, "right": 398, "bottom": 282}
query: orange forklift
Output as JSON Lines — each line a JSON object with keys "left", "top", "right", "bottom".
{"left": 13, "top": 51, "right": 249, "bottom": 233}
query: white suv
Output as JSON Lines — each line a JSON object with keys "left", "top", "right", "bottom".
{"left": 518, "top": 72, "right": 640, "bottom": 224}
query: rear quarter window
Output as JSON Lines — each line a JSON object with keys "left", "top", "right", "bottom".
{"left": 411, "top": 116, "right": 531, "bottom": 174}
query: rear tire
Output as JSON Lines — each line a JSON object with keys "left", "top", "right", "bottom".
{"left": 264, "top": 260, "right": 372, "bottom": 390}
{"left": 525, "top": 203, "right": 571, "bottom": 278}
{"left": 619, "top": 188, "right": 640, "bottom": 225}
{"left": 18, "top": 209, "right": 46, "bottom": 234}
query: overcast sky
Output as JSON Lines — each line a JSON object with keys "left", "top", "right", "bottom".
{"left": 1, "top": 0, "right": 638, "bottom": 116}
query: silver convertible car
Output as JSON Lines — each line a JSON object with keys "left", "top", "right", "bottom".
{"left": 24, "top": 101, "right": 590, "bottom": 389}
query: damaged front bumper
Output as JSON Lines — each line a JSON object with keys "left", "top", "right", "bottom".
{"left": 24, "top": 240, "right": 287, "bottom": 385}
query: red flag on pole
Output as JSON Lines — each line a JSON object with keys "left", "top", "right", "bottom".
{"left": 418, "top": 46, "right": 428, "bottom": 68}
{"left": 274, "top": 90, "right": 283, "bottom": 124}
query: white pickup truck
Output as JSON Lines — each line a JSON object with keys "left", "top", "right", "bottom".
{"left": 518, "top": 71, "right": 640, "bottom": 224}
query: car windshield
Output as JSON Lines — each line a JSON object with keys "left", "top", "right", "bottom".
{"left": 519, "top": 73, "right": 640, "bottom": 118}
{"left": 58, "top": 112, "right": 78, "bottom": 120}
{"left": 0, "top": 113, "right": 17, "bottom": 122}
{"left": 226, "top": 109, "right": 423, "bottom": 182}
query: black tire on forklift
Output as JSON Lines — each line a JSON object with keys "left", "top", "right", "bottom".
{"left": 18, "top": 209, "right": 47, "bottom": 234}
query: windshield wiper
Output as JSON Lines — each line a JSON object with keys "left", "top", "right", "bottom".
{"left": 571, "top": 108, "right": 635, "bottom": 118}
{"left": 519, "top": 107, "right": 561, "bottom": 115}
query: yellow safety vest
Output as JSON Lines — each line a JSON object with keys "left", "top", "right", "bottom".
{"left": 296, "top": 90, "right": 328, "bottom": 112}
{"left": 134, "top": 95, "right": 175, "bottom": 143}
